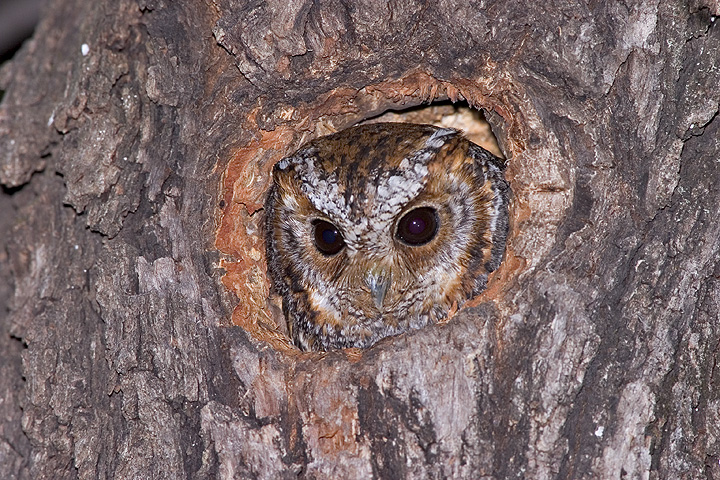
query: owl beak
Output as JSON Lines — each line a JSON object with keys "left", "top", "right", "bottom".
{"left": 366, "top": 268, "right": 391, "bottom": 310}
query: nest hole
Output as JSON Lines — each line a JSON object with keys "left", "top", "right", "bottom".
{"left": 218, "top": 94, "right": 513, "bottom": 357}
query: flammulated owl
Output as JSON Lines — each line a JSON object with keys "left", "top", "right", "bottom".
{"left": 264, "top": 122, "right": 510, "bottom": 351}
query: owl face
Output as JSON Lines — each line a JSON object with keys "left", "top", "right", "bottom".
{"left": 265, "top": 123, "right": 509, "bottom": 351}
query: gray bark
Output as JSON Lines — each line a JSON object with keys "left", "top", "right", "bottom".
{"left": 1, "top": 0, "right": 719, "bottom": 478}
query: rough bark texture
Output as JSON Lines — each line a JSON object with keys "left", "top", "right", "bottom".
{"left": 1, "top": 0, "right": 719, "bottom": 479}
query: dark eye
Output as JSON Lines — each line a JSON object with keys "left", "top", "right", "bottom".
{"left": 312, "top": 219, "right": 345, "bottom": 255}
{"left": 396, "top": 207, "right": 439, "bottom": 246}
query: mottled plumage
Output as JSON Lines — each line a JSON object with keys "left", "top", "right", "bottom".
{"left": 265, "top": 122, "right": 510, "bottom": 351}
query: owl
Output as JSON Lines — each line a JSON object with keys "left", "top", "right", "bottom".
{"left": 265, "top": 122, "right": 510, "bottom": 351}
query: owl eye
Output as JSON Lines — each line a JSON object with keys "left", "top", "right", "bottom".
{"left": 312, "top": 219, "right": 345, "bottom": 255}
{"left": 396, "top": 207, "right": 439, "bottom": 246}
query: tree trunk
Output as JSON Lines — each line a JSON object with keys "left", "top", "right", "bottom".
{"left": 1, "top": 0, "right": 719, "bottom": 478}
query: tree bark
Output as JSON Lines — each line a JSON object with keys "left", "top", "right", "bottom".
{"left": 1, "top": 0, "right": 719, "bottom": 478}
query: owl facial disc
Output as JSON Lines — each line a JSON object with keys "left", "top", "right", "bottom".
{"left": 265, "top": 122, "right": 510, "bottom": 351}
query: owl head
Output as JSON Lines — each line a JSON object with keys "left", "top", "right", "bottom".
{"left": 265, "top": 122, "right": 509, "bottom": 351}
